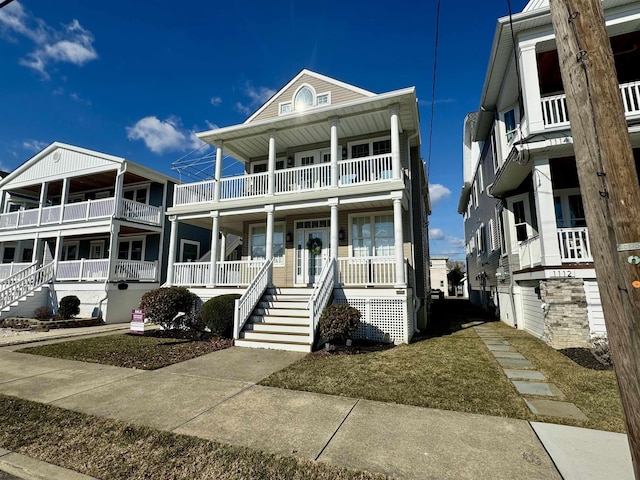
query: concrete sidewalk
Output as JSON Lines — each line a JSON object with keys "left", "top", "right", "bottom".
{"left": 0, "top": 323, "right": 132, "bottom": 348}
{"left": 0, "top": 345, "right": 634, "bottom": 479}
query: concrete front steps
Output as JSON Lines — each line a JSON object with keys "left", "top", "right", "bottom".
{"left": 235, "top": 288, "right": 314, "bottom": 352}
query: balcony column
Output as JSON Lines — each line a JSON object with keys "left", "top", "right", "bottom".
{"left": 59, "top": 177, "right": 69, "bottom": 224}
{"left": 392, "top": 192, "right": 406, "bottom": 287}
{"left": 330, "top": 118, "right": 340, "bottom": 187}
{"left": 114, "top": 168, "right": 125, "bottom": 217}
{"left": 32, "top": 233, "right": 40, "bottom": 264}
{"left": 53, "top": 232, "right": 63, "bottom": 278}
{"left": 330, "top": 198, "right": 339, "bottom": 260}
{"left": 37, "top": 182, "right": 48, "bottom": 226}
{"left": 533, "top": 158, "right": 561, "bottom": 266}
{"left": 214, "top": 142, "right": 223, "bottom": 202}
{"left": 390, "top": 105, "right": 401, "bottom": 179}
{"left": 519, "top": 42, "right": 545, "bottom": 134}
{"left": 219, "top": 231, "right": 227, "bottom": 262}
{"left": 267, "top": 130, "right": 276, "bottom": 195}
{"left": 265, "top": 205, "right": 274, "bottom": 285}
{"left": 209, "top": 212, "right": 220, "bottom": 286}
{"left": 107, "top": 222, "right": 121, "bottom": 282}
{"left": 166, "top": 216, "right": 178, "bottom": 286}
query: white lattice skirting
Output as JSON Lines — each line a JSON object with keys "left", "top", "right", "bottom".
{"left": 334, "top": 291, "right": 412, "bottom": 344}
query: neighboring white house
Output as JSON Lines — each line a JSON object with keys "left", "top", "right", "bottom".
{"left": 429, "top": 257, "right": 448, "bottom": 295}
{"left": 458, "top": 0, "right": 640, "bottom": 348}
{"left": 0, "top": 142, "right": 209, "bottom": 323}
{"left": 165, "top": 69, "right": 431, "bottom": 351}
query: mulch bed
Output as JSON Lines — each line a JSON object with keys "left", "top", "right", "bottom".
{"left": 308, "top": 339, "right": 395, "bottom": 357}
{"left": 559, "top": 347, "right": 613, "bottom": 371}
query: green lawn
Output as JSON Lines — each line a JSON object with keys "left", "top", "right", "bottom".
{"left": 261, "top": 300, "right": 624, "bottom": 432}
{"left": 18, "top": 332, "right": 232, "bottom": 370}
{"left": 0, "top": 395, "right": 387, "bottom": 480}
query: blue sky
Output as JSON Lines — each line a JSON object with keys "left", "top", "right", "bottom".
{"left": 0, "top": 0, "right": 528, "bottom": 260}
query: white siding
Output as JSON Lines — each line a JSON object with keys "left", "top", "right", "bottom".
{"left": 584, "top": 280, "right": 606, "bottom": 336}
{"left": 520, "top": 283, "right": 545, "bottom": 338}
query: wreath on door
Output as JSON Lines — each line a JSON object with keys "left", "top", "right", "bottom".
{"left": 306, "top": 237, "right": 323, "bottom": 255}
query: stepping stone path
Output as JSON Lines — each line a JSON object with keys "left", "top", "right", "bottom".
{"left": 473, "top": 324, "right": 588, "bottom": 421}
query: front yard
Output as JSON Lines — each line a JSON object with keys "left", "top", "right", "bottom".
{"left": 260, "top": 299, "right": 624, "bottom": 433}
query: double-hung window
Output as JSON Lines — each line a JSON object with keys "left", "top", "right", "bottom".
{"left": 250, "top": 224, "right": 284, "bottom": 265}
{"left": 351, "top": 214, "right": 394, "bottom": 257}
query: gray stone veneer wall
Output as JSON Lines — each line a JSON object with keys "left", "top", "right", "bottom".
{"left": 541, "top": 278, "right": 590, "bottom": 348}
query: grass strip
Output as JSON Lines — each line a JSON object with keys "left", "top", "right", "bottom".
{"left": 0, "top": 394, "right": 387, "bottom": 480}
{"left": 17, "top": 333, "right": 231, "bottom": 370}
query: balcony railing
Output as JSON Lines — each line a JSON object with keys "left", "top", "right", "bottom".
{"left": 558, "top": 227, "right": 593, "bottom": 263}
{"left": 56, "top": 259, "right": 158, "bottom": 281}
{"left": 337, "top": 256, "right": 402, "bottom": 286}
{"left": 0, "top": 262, "right": 33, "bottom": 280}
{"left": 517, "top": 235, "right": 541, "bottom": 270}
{"left": 173, "top": 154, "right": 396, "bottom": 207}
{"left": 0, "top": 198, "right": 162, "bottom": 231}
{"left": 172, "top": 260, "right": 266, "bottom": 287}
{"left": 542, "top": 79, "right": 640, "bottom": 128}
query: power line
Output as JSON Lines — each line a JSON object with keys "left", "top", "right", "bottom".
{"left": 0, "top": 0, "right": 16, "bottom": 8}
{"left": 426, "top": 0, "right": 441, "bottom": 178}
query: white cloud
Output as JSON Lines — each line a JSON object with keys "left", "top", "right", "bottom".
{"left": 447, "top": 237, "right": 465, "bottom": 249}
{"left": 210, "top": 96, "right": 222, "bottom": 106}
{"left": 205, "top": 120, "right": 219, "bottom": 130}
{"left": 0, "top": 2, "right": 97, "bottom": 78}
{"left": 235, "top": 82, "right": 276, "bottom": 116}
{"left": 126, "top": 116, "right": 204, "bottom": 155}
{"left": 429, "top": 183, "right": 452, "bottom": 204}
{"left": 22, "top": 139, "right": 47, "bottom": 152}
{"left": 429, "top": 228, "right": 445, "bottom": 240}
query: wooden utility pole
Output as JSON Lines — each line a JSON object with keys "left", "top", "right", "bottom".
{"left": 549, "top": 0, "right": 640, "bottom": 476}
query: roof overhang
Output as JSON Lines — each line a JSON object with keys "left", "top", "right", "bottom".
{"left": 197, "top": 88, "right": 420, "bottom": 163}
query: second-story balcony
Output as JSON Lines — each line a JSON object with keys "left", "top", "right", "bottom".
{"left": 515, "top": 227, "right": 593, "bottom": 270}
{"left": 0, "top": 197, "right": 162, "bottom": 231}
{"left": 541, "top": 80, "right": 640, "bottom": 129}
{"left": 174, "top": 154, "right": 395, "bottom": 207}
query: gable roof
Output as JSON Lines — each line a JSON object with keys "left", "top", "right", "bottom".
{"left": 244, "top": 69, "right": 375, "bottom": 124}
{"left": 523, "top": 0, "right": 548, "bottom": 11}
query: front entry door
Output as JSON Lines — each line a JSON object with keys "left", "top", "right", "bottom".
{"left": 295, "top": 226, "right": 330, "bottom": 285}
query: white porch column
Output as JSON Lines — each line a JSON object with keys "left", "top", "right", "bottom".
{"left": 533, "top": 158, "right": 561, "bottom": 266}
{"left": 392, "top": 192, "right": 406, "bottom": 287}
{"left": 31, "top": 233, "right": 40, "bottom": 264}
{"left": 166, "top": 216, "right": 178, "bottom": 286}
{"left": 59, "top": 177, "right": 69, "bottom": 224}
{"left": 114, "top": 169, "right": 125, "bottom": 217}
{"left": 330, "top": 118, "right": 340, "bottom": 188}
{"left": 390, "top": 104, "right": 401, "bottom": 179}
{"left": 519, "top": 42, "right": 545, "bottom": 135}
{"left": 219, "top": 232, "right": 227, "bottom": 262}
{"left": 214, "top": 142, "right": 223, "bottom": 202}
{"left": 267, "top": 130, "right": 276, "bottom": 195}
{"left": 209, "top": 212, "right": 220, "bottom": 286}
{"left": 265, "top": 205, "right": 274, "bottom": 261}
{"left": 329, "top": 198, "right": 339, "bottom": 260}
{"left": 37, "top": 182, "right": 48, "bottom": 226}
{"left": 53, "top": 232, "right": 63, "bottom": 278}
{"left": 107, "top": 222, "right": 121, "bottom": 282}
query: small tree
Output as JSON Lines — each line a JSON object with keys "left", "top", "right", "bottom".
{"left": 139, "top": 287, "right": 196, "bottom": 330}
{"left": 318, "top": 304, "right": 361, "bottom": 344}
{"left": 199, "top": 294, "right": 241, "bottom": 338}
{"left": 58, "top": 296, "right": 80, "bottom": 319}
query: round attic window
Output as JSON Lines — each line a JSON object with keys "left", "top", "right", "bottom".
{"left": 294, "top": 86, "right": 314, "bottom": 111}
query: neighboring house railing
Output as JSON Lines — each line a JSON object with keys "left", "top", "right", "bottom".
{"left": 517, "top": 235, "right": 541, "bottom": 270}
{"left": 558, "top": 227, "right": 593, "bottom": 263}
{"left": 173, "top": 262, "right": 210, "bottom": 286}
{"left": 336, "top": 256, "right": 400, "bottom": 285}
{"left": 173, "top": 153, "right": 398, "bottom": 206}
{"left": 56, "top": 259, "right": 158, "bottom": 281}
{"left": 542, "top": 79, "right": 640, "bottom": 128}
{"left": 0, "top": 198, "right": 161, "bottom": 231}
{"left": 0, "top": 261, "right": 54, "bottom": 311}
{"left": 216, "top": 260, "right": 265, "bottom": 286}
{"left": 0, "top": 262, "right": 33, "bottom": 281}
{"left": 307, "top": 258, "right": 335, "bottom": 346}
{"left": 233, "top": 258, "right": 273, "bottom": 340}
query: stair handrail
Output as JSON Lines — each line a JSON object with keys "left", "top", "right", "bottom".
{"left": 307, "top": 258, "right": 335, "bottom": 346}
{"left": 0, "top": 262, "right": 38, "bottom": 287}
{"left": 0, "top": 261, "right": 54, "bottom": 311}
{"left": 233, "top": 258, "right": 273, "bottom": 340}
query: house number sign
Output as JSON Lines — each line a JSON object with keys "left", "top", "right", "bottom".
{"left": 550, "top": 270, "right": 573, "bottom": 278}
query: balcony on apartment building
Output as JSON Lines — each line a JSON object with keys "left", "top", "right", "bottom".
{"left": 0, "top": 197, "right": 162, "bottom": 231}
{"left": 516, "top": 227, "right": 592, "bottom": 270}
{"left": 173, "top": 153, "right": 397, "bottom": 207}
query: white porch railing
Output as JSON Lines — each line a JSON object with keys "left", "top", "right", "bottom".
{"left": 172, "top": 154, "right": 397, "bottom": 206}
{"left": 216, "top": 260, "right": 266, "bottom": 286}
{"left": 558, "top": 227, "right": 593, "bottom": 263}
{"left": 0, "top": 262, "right": 33, "bottom": 280}
{"left": 307, "top": 258, "right": 335, "bottom": 346}
{"left": 119, "top": 199, "right": 162, "bottom": 225}
{"left": 62, "top": 198, "right": 114, "bottom": 222}
{"left": 56, "top": 259, "right": 158, "bottom": 281}
{"left": 517, "top": 235, "right": 541, "bottom": 270}
{"left": 0, "top": 261, "right": 54, "bottom": 311}
{"left": 233, "top": 258, "right": 273, "bottom": 340}
{"left": 337, "top": 256, "right": 399, "bottom": 285}
{"left": 542, "top": 80, "right": 640, "bottom": 128}
{"left": 173, "top": 262, "right": 211, "bottom": 286}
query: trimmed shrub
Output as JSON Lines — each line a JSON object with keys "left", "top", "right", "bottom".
{"left": 318, "top": 304, "right": 361, "bottom": 343}
{"left": 33, "top": 306, "right": 53, "bottom": 320}
{"left": 199, "top": 294, "right": 241, "bottom": 338}
{"left": 139, "top": 287, "right": 197, "bottom": 330}
{"left": 58, "top": 296, "right": 81, "bottom": 319}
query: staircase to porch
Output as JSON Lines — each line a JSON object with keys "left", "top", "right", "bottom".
{"left": 235, "top": 288, "right": 314, "bottom": 352}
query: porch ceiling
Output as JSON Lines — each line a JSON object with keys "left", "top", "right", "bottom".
{"left": 197, "top": 89, "right": 419, "bottom": 162}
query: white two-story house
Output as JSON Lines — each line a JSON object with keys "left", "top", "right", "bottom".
{"left": 0, "top": 142, "right": 209, "bottom": 323}
{"left": 166, "top": 70, "right": 431, "bottom": 351}
{"left": 458, "top": 0, "right": 640, "bottom": 348}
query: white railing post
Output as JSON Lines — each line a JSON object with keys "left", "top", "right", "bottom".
{"left": 78, "top": 258, "right": 85, "bottom": 281}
